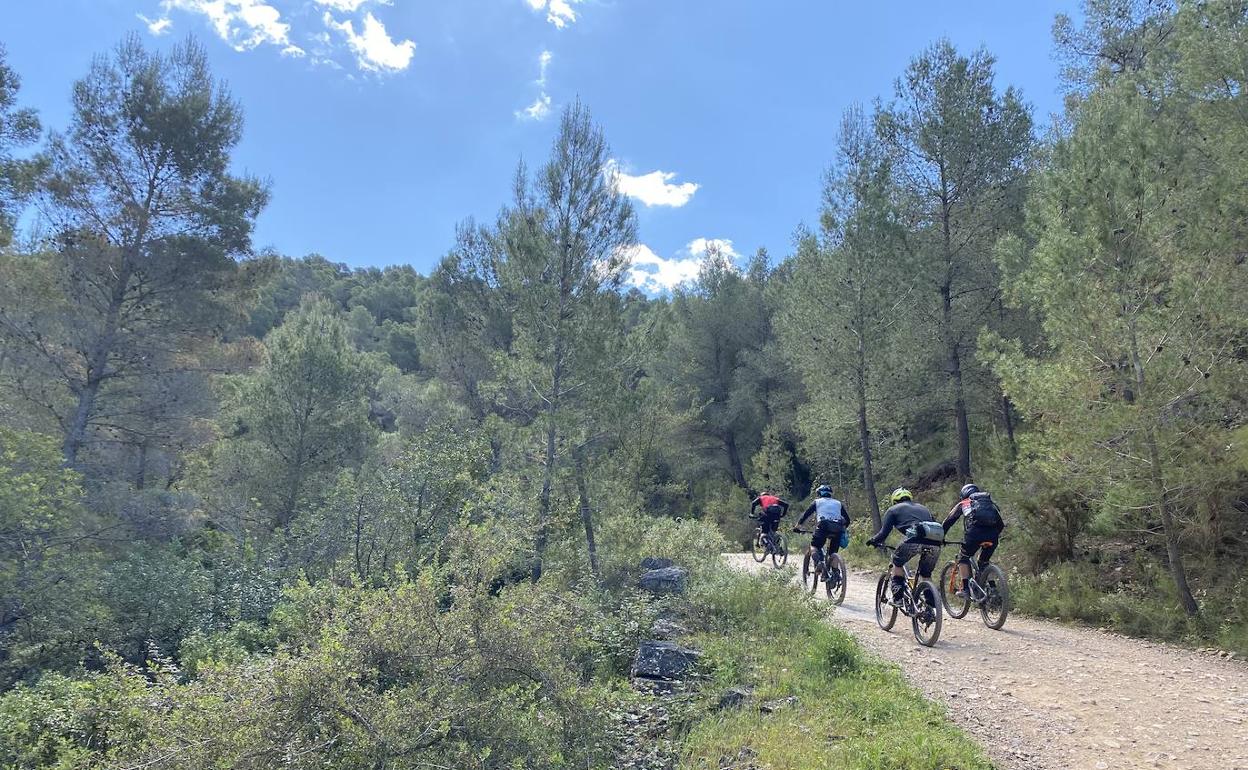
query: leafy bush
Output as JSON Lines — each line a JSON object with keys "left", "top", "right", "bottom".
{"left": 0, "top": 570, "right": 619, "bottom": 770}
{"left": 596, "top": 513, "right": 727, "bottom": 589}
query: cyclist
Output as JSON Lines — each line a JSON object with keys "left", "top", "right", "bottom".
{"left": 866, "top": 488, "right": 945, "bottom": 602}
{"left": 749, "top": 491, "right": 790, "bottom": 546}
{"left": 792, "top": 484, "right": 850, "bottom": 562}
{"left": 942, "top": 483, "right": 1006, "bottom": 599}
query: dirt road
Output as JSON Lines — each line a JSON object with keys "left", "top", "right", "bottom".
{"left": 726, "top": 553, "right": 1248, "bottom": 770}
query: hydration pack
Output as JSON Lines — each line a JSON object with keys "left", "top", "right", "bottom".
{"left": 966, "top": 492, "right": 1003, "bottom": 527}
{"left": 905, "top": 521, "right": 946, "bottom": 543}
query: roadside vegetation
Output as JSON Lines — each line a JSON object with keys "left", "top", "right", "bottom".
{"left": 682, "top": 569, "right": 990, "bottom": 770}
{"left": 0, "top": 1, "right": 1246, "bottom": 767}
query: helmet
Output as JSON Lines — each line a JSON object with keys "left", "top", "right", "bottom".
{"left": 959, "top": 483, "right": 979, "bottom": 500}
{"left": 889, "top": 487, "right": 913, "bottom": 505}
{"left": 816, "top": 485, "right": 832, "bottom": 498}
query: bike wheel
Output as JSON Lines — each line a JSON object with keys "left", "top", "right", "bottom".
{"left": 911, "top": 579, "right": 943, "bottom": 647}
{"left": 771, "top": 534, "right": 788, "bottom": 568}
{"left": 979, "top": 564, "right": 1010, "bottom": 630}
{"left": 874, "top": 574, "right": 898, "bottom": 631}
{"left": 940, "top": 561, "right": 971, "bottom": 619}
{"left": 826, "top": 554, "right": 847, "bottom": 605}
{"left": 802, "top": 554, "right": 817, "bottom": 593}
{"left": 751, "top": 531, "right": 766, "bottom": 563}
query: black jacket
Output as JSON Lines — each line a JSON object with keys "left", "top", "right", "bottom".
{"left": 867, "top": 501, "right": 937, "bottom": 545}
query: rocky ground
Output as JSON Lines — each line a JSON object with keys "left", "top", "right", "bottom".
{"left": 729, "top": 553, "right": 1248, "bottom": 770}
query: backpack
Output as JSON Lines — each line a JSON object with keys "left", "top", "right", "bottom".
{"left": 966, "top": 492, "right": 1003, "bottom": 527}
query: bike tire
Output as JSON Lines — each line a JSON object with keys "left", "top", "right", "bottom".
{"left": 911, "top": 579, "right": 943, "bottom": 647}
{"left": 874, "top": 574, "right": 898, "bottom": 631}
{"left": 802, "top": 554, "right": 817, "bottom": 593}
{"left": 979, "top": 564, "right": 1010, "bottom": 630}
{"left": 826, "top": 554, "right": 847, "bottom": 605}
{"left": 940, "top": 561, "right": 971, "bottom": 619}
{"left": 751, "top": 531, "right": 766, "bottom": 563}
{"left": 771, "top": 534, "right": 788, "bottom": 568}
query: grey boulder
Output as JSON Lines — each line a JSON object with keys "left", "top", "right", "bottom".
{"left": 638, "top": 566, "right": 688, "bottom": 595}
{"left": 631, "top": 641, "right": 701, "bottom": 680}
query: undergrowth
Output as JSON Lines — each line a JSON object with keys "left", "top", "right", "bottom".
{"left": 678, "top": 569, "right": 991, "bottom": 770}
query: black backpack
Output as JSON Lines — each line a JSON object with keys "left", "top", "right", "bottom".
{"left": 966, "top": 492, "right": 1003, "bottom": 527}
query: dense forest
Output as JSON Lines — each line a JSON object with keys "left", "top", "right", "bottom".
{"left": 0, "top": 0, "right": 1246, "bottom": 767}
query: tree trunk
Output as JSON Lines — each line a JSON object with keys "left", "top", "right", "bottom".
{"left": 533, "top": 343, "right": 564, "bottom": 582}
{"left": 63, "top": 261, "right": 132, "bottom": 467}
{"left": 938, "top": 179, "right": 972, "bottom": 483}
{"left": 725, "top": 432, "right": 748, "bottom": 489}
{"left": 854, "top": 326, "right": 882, "bottom": 531}
{"left": 573, "top": 446, "right": 600, "bottom": 581}
{"left": 1001, "top": 393, "right": 1018, "bottom": 462}
{"left": 63, "top": 370, "right": 103, "bottom": 467}
{"left": 1129, "top": 326, "right": 1199, "bottom": 616}
{"left": 134, "top": 439, "right": 148, "bottom": 490}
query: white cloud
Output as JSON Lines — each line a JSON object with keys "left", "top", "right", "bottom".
{"left": 622, "top": 244, "right": 702, "bottom": 293}
{"left": 313, "top": 0, "right": 388, "bottom": 10}
{"left": 162, "top": 0, "right": 301, "bottom": 54}
{"left": 538, "top": 50, "right": 553, "bottom": 86}
{"left": 622, "top": 239, "right": 739, "bottom": 293}
{"left": 138, "top": 13, "right": 173, "bottom": 35}
{"left": 323, "top": 11, "right": 415, "bottom": 73}
{"left": 517, "top": 93, "right": 552, "bottom": 121}
{"left": 525, "top": 0, "right": 582, "bottom": 28}
{"left": 606, "top": 161, "right": 700, "bottom": 208}
{"left": 687, "top": 237, "right": 739, "bottom": 259}
{"left": 516, "top": 51, "right": 553, "bottom": 121}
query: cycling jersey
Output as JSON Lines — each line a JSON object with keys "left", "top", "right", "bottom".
{"left": 867, "top": 501, "right": 941, "bottom": 546}
{"left": 751, "top": 495, "right": 789, "bottom": 517}
{"left": 796, "top": 498, "right": 850, "bottom": 527}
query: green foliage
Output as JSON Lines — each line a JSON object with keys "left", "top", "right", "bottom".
{"left": 0, "top": 572, "right": 619, "bottom": 770}
{"left": 595, "top": 513, "right": 727, "bottom": 590}
{"left": 0, "top": 44, "right": 40, "bottom": 246}
{"left": 235, "top": 295, "right": 378, "bottom": 529}
{"left": 681, "top": 570, "right": 990, "bottom": 770}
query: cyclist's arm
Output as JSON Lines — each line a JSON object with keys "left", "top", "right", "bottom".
{"left": 796, "top": 502, "right": 816, "bottom": 526}
{"left": 749, "top": 497, "right": 761, "bottom": 515}
{"left": 941, "top": 502, "right": 964, "bottom": 532}
{"left": 866, "top": 509, "right": 895, "bottom": 546}
{"left": 841, "top": 503, "right": 851, "bottom": 526}
{"left": 778, "top": 500, "right": 790, "bottom": 516}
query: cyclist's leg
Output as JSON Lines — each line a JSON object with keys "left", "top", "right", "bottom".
{"left": 891, "top": 542, "right": 920, "bottom": 597}
{"left": 810, "top": 520, "right": 829, "bottom": 562}
{"left": 917, "top": 545, "right": 940, "bottom": 578}
{"left": 974, "top": 526, "right": 1002, "bottom": 572}
{"left": 957, "top": 540, "right": 980, "bottom": 588}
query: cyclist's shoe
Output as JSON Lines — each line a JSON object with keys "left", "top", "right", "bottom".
{"left": 954, "top": 588, "right": 969, "bottom": 599}
{"left": 889, "top": 581, "right": 905, "bottom": 603}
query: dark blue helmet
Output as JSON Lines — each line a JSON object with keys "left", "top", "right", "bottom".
{"left": 960, "top": 483, "right": 980, "bottom": 500}
{"left": 816, "top": 485, "right": 832, "bottom": 498}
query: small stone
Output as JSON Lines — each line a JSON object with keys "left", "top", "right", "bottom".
{"left": 715, "top": 687, "right": 753, "bottom": 711}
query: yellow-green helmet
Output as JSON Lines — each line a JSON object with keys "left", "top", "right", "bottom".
{"left": 889, "top": 487, "right": 913, "bottom": 505}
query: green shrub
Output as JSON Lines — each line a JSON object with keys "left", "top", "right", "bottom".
{"left": 596, "top": 513, "right": 727, "bottom": 589}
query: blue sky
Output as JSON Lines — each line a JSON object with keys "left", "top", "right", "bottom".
{"left": 5, "top": 0, "right": 1077, "bottom": 289}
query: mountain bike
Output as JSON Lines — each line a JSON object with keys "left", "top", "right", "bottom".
{"left": 873, "top": 545, "right": 943, "bottom": 647}
{"left": 793, "top": 528, "right": 847, "bottom": 605}
{"left": 939, "top": 544, "right": 1009, "bottom": 629}
{"left": 749, "top": 519, "right": 788, "bottom": 568}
